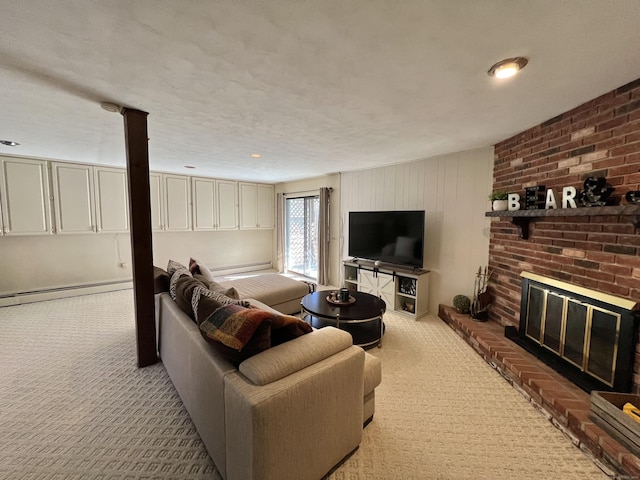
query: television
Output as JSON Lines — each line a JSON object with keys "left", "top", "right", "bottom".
{"left": 348, "top": 210, "right": 425, "bottom": 268}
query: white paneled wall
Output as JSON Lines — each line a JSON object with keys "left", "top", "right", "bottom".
{"left": 340, "top": 147, "right": 493, "bottom": 314}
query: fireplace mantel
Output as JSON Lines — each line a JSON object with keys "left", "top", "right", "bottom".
{"left": 485, "top": 204, "right": 640, "bottom": 239}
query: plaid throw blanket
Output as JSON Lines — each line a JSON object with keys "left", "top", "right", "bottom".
{"left": 199, "top": 304, "right": 312, "bottom": 362}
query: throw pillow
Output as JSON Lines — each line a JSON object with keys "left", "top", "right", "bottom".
{"left": 168, "top": 260, "right": 192, "bottom": 301}
{"left": 167, "top": 259, "right": 189, "bottom": 276}
{"left": 153, "top": 266, "right": 170, "bottom": 294}
{"left": 174, "top": 276, "right": 209, "bottom": 319}
{"left": 189, "top": 257, "right": 216, "bottom": 282}
{"left": 192, "top": 273, "right": 239, "bottom": 298}
{"left": 192, "top": 285, "right": 250, "bottom": 325}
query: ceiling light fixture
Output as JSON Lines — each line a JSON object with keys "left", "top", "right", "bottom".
{"left": 488, "top": 57, "right": 528, "bottom": 79}
{"left": 0, "top": 140, "right": 20, "bottom": 146}
{"left": 250, "top": 153, "right": 262, "bottom": 158}
{"left": 100, "top": 101, "right": 121, "bottom": 113}
{"left": 184, "top": 165, "right": 196, "bottom": 169}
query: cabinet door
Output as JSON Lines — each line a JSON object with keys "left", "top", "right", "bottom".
{"left": 216, "top": 180, "right": 238, "bottom": 230}
{"left": 52, "top": 163, "right": 96, "bottom": 234}
{"left": 192, "top": 177, "right": 216, "bottom": 231}
{"left": 149, "top": 173, "right": 164, "bottom": 231}
{"left": 359, "top": 270, "right": 376, "bottom": 295}
{"left": 257, "top": 184, "right": 274, "bottom": 229}
{"left": 377, "top": 273, "right": 395, "bottom": 309}
{"left": 239, "top": 182, "right": 258, "bottom": 229}
{"left": 0, "top": 157, "right": 51, "bottom": 235}
{"left": 94, "top": 167, "right": 129, "bottom": 233}
{"left": 163, "top": 174, "right": 192, "bottom": 231}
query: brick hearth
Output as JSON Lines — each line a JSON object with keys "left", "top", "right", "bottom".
{"left": 439, "top": 305, "right": 640, "bottom": 479}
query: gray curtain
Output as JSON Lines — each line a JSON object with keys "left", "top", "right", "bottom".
{"left": 276, "top": 192, "right": 285, "bottom": 272}
{"left": 317, "top": 187, "right": 330, "bottom": 285}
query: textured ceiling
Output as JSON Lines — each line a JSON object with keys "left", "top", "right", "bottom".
{"left": 1, "top": 1, "right": 640, "bottom": 183}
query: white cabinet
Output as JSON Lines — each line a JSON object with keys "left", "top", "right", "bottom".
{"left": 51, "top": 162, "right": 96, "bottom": 234}
{"left": 192, "top": 177, "right": 216, "bottom": 231}
{"left": 216, "top": 180, "right": 238, "bottom": 230}
{"left": 192, "top": 177, "right": 239, "bottom": 231}
{"left": 0, "top": 157, "right": 51, "bottom": 235}
{"left": 94, "top": 167, "right": 129, "bottom": 233}
{"left": 257, "top": 184, "right": 275, "bottom": 229}
{"left": 359, "top": 270, "right": 395, "bottom": 309}
{"left": 150, "top": 173, "right": 192, "bottom": 231}
{"left": 239, "top": 182, "right": 274, "bottom": 229}
{"left": 149, "top": 173, "right": 164, "bottom": 231}
{"left": 395, "top": 273, "right": 429, "bottom": 318}
{"left": 164, "top": 174, "right": 192, "bottom": 231}
{"left": 343, "top": 260, "right": 430, "bottom": 319}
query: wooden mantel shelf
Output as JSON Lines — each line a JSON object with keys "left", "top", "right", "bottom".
{"left": 485, "top": 205, "right": 640, "bottom": 239}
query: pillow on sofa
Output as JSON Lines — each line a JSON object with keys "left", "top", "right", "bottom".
{"left": 192, "top": 285, "right": 250, "bottom": 325}
{"left": 167, "top": 259, "right": 190, "bottom": 276}
{"left": 192, "top": 273, "right": 240, "bottom": 300}
{"left": 174, "top": 275, "right": 209, "bottom": 319}
{"left": 198, "top": 303, "right": 312, "bottom": 363}
{"left": 168, "top": 260, "right": 192, "bottom": 301}
{"left": 189, "top": 257, "right": 216, "bottom": 282}
{"left": 153, "top": 266, "right": 170, "bottom": 293}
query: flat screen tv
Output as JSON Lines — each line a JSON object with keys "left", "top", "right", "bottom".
{"left": 348, "top": 210, "right": 425, "bottom": 268}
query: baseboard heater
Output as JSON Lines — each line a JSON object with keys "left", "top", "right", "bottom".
{"left": 0, "top": 280, "right": 133, "bottom": 307}
{"left": 208, "top": 261, "right": 273, "bottom": 276}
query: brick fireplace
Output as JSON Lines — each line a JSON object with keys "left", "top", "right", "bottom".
{"left": 439, "top": 77, "right": 640, "bottom": 477}
{"left": 489, "top": 77, "right": 640, "bottom": 392}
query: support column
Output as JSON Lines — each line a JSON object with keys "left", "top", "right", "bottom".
{"left": 121, "top": 107, "right": 157, "bottom": 367}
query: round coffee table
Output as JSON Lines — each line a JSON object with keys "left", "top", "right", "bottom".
{"left": 301, "top": 290, "right": 386, "bottom": 348}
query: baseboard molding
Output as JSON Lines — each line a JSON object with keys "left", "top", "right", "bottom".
{"left": 209, "top": 261, "right": 273, "bottom": 276}
{"left": 0, "top": 281, "right": 133, "bottom": 307}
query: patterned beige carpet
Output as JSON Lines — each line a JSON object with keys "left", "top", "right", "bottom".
{"left": 0, "top": 290, "right": 610, "bottom": 479}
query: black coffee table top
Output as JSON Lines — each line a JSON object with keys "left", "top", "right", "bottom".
{"left": 301, "top": 290, "right": 386, "bottom": 321}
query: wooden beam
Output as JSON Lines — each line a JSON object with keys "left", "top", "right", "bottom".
{"left": 121, "top": 107, "right": 157, "bottom": 367}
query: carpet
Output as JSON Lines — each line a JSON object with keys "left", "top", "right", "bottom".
{"left": 0, "top": 290, "right": 609, "bottom": 479}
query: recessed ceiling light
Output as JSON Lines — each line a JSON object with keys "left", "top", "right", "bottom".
{"left": 250, "top": 153, "right": 262, "bottom": 158}
{"left": 0, "top": 140, "right": 20, "bottom": 146}
{"left": 488, "top": 57, "right": 528, "bottom": 79}
{"left": 100, "top": 101, "right": 121, "bottom": 113}
{"left": 184, "top": 165, "right": 196, "bottom": 169}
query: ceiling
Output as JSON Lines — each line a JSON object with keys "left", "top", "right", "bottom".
{"left": 2, "top": 1, "right": 640, "bottom": 184}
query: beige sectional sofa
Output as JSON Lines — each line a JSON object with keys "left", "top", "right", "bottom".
{"left": 156, "top": 286, "right": 381, "bottom": 480}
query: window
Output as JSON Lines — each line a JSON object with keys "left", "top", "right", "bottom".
{"left": 285, "top": 195, "right": 319, "bottom": 279}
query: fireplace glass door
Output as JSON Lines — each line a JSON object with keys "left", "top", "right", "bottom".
{"left": 524, "top": 284, "right": 621, "bottom": 387}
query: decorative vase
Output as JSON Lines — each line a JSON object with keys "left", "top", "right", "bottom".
{"left": 492, "top": 199, "right": 508, "bottom": 211}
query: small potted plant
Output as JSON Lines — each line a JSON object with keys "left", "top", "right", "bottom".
{"left": 489, "top": 191, "right": 509, "bottom": 211}
{"left": 452, "top": 294, "right": 471, "bottom": 314}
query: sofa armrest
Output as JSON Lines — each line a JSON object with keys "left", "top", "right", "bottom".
{"left": 239, "top": 326, "right": 353, "bottom": 386}
{"left": 224, "top": 344, "right": 364, "bottom": 480}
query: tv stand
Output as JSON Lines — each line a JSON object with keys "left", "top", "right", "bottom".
{"left": 343, "top": 260, "right": 430, "bottom": 319}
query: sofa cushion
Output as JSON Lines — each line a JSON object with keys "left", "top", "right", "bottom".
{"left": 199, "top": 303, "right": 312, "bottom": 363}
{"left": 239, "top": 326, "right": 352, "bottom": 386}
{"left": 221, "top": 273, "right": 310, "bottom": 306}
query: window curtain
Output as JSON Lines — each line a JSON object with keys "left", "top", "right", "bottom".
{"left": 276, "top": 192, "right": 285, "bottom": 272}
{"left": 317, "top": 187, "right": 331, "bottom": 285}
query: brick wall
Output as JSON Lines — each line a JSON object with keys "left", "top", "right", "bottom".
{"left": 489, "top": 77, "right": 640, "bottom": 391}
